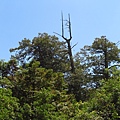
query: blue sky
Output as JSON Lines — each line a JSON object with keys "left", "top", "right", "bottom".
{"left": 1, "top": 0, "right": 120, "bottom": 61}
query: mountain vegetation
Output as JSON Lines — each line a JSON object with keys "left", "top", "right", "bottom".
{"left": 0, "top": 33, "right": 120, "bottom": 119}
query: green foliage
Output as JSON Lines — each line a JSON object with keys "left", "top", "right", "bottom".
{"left": 87, "top": 72, "right": 120, "bottom": 119}
{"left": 66, "top": 71, "right": 93, "bottom": 101}
{"left": 10, "top": 33, "right": 69, "bottom": 73}
{"left": 1, "top": 33, "right": 120, "bottom": 119}
{"left": 33, "top": 88, "right": 76, "bottom": 120}
{"left": 0, "top": 88, "right": 22, "bottom": 120}
{"left": 75, "top": 36, "right": 120, "bottom": 87}
{"left": 0, "top": 77, "right": 13, "bottom": 88}
{"left": 11, "top": 61, "right": 80, "bottom": 119}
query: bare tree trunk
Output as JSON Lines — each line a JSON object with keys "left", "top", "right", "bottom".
{"left": 67, "top": 40, "right": 75, "bottom": 73}
{"left": 61, "top": 12, "right": 75, "bottom": 73}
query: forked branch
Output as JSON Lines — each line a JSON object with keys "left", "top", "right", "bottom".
{"left": 54, "top": 12, "right": 75, "bottom": 73}
{"left": 61, "top": 12, "right": 75, "bottom": 73}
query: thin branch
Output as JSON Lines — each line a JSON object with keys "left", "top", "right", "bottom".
{"left": 68, "top": 14, "right": 72, "bottom": 39}
{"left": 108, "top": 64, "right": 120, "bottom": 69}
{"left": 54, "top": 12, "right": 75, "bottom": 73}
{"left": 53, "top": 32, "right": 62, "bottom": 37}
{"left": 61, "top": 11, "right": 64, "bottom": 37}
{"left": 71, "top": 43, "right": 78, "bottom": 49}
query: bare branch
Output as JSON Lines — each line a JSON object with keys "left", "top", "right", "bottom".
{"left": 53, "top": 32, "right": 62, "bottom": 37}
{"left": 61, "top": 11, "right": 64, "bottom": 37}
{"left": 54, "top": 12, "right": 75, "bottom": 73}
{"left": 68, "top": 14, "right": 72, "bottom": 40}
{"left": 71, "top": 42, "right": 78, "bottom": 49}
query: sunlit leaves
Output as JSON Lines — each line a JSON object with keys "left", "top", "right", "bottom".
{"left": 0, "top": 88, "right": 22, "bottom": 119}
{"left": 88, "top": 75, "right": 120, "bottom": 119}
{"left": 10, "top": 33, "right": 69, "bottom": 72}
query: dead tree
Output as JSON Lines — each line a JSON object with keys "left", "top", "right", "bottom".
{"left": 54, "top": 12, "right": 75, "bottom": 73}
{"left": 61, "top": 13, "right": 75, "bottom": 73}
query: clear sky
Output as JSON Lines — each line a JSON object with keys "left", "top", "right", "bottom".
{"left": 1, "top": 0, "right": 120, "bottom": 61}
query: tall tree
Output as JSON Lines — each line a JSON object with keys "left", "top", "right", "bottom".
{"left": 75, "top": 36, "right": 120, "bottom": 87}
{"left": 11, "top": 61, "right": 81, "bottom": 119}
{"left": 54, "top": 12, "right": 75, "bottom": 73}
{"left": 10, "top": 33, "right": 69, "bottom": 73}
{"left": 88, "top": 69, "right": 120, "bottom": 119}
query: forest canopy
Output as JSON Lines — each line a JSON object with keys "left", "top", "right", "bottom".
{"left": 0, "top": 33, "right": 120, "bottom": 119}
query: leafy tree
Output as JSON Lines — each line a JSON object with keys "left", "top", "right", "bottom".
{"left": 12, "top": 61, "right": 65, "bottom": 104}
{"left": 11, "top": 61, "right": 81, "bottom": 119}
{"left": 9, "top": 33, "right": 91, "bottom": 102}
{"left": 75, "top": 36, "right": 120, "bottom": 87}
{"left": 87, "top": 69, "right": 120, "bottom": 119}
{"left": 0, "top": 59, "right": 18, "bottom": 89}
{"left": 10, "top": 33, "right": 69, "bottom": 73}
{"left": 0, "top": 88, "right": 22, "bottom": 120}
{"left": 7, "top": 60, "right": 103, "bottom": 119}
{"left": 68, "top": 36, "right": 120, "bottom": 102}
{"left": 66, "top": 68, "right": 92, "bottom": 102}
{"left": 2, "top": 32, "right": 120, "bottom": 119}
{"left": 0, "top": 59, "right": 18, "bottom": 79}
